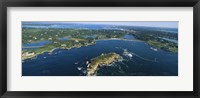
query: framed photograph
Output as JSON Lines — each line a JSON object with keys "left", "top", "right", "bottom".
{"left": 0, "top": 0, "right": 199, "bottom": 98}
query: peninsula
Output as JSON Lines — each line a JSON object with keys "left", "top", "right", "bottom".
{"left": 22, "top": 38, "right": 96, "bottom": 60}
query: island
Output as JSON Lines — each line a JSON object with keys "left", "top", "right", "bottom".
{"left": 87, "top": 53, "right": 121, "bottom": 76}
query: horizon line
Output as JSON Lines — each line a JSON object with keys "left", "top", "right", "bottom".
{"left": 22, "top": 21, "right": 178, "bottom": 29}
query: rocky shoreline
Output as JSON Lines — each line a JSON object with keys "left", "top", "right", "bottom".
{"left": 87, "top": 52, "right": 121, "bottom": 76}
{"left": 22, "top": 41, "right": 96, "bottom": 61}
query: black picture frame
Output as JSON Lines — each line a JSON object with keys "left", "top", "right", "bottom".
{"left": 0, "top": 0, "right": 199, "bottom": 98}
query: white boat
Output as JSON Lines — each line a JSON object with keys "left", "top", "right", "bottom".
{"left": 77, "top": 67, "right": 82, "bottom": 70}
{"left": 150, "top": 47, "right": 158, "bottom": 51}
{"left": 86, "top": 61, "right": 89, "bottom": 64}
{"left": 127, "top": 54, "right": 133, "bottom": 57}
{"left": 123, "top": 49, "right": 133, "bottom": 58}
{"left": 75, "top": 62, "right": 78, "bottom": 64}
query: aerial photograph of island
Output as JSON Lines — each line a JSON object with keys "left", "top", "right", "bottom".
{"left": 22, "top": 21, "right": 178, "bottom": 76}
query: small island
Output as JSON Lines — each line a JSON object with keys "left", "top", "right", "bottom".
{"left": 87, "top": 53, "right": 121, "bottom": 76}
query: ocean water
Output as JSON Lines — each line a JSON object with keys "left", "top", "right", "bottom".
{"left": 22, "top": 40, "right": 178, "bottom": 76}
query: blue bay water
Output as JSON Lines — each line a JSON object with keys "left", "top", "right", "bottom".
{"left": 22, "top": 41, "right": 51, "bottom": 50}
{"left": 59, "top": 37, "right": 69, "bottom": 41}
{"left": 23, "top": 41, "right": 51, "bottom": 47}
{"left": 22, "top": 40, "right": 178, "bottom": 76}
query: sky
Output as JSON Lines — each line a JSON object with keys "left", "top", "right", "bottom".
{"left": 69, "top": 22, "right": 178, "bottom": 28}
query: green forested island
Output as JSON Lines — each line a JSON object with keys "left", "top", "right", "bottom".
{"left": 87, "top": 52, "right": 121, "bottom": 76}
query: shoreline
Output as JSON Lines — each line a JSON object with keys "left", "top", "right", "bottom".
{"left": 87, "top": 52, "right": 121, "bottom": 76}
{"left": 22, "top": 42, "right": 95, "bottom": 61}
{"left": 22, "top": 37, "right": 177, "bottom": 61}
{"left": 95, "top": 38, "right": 143, "bottom": 42}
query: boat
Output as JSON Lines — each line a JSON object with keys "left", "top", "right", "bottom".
{"left": 77, "top": 67, "right": 81, "bottom": 70}
{"left": 75, "top": 62, "right": 78, "bottom": 64}
{"left": 150, "top": 47, "right": 158, "bottom": 51}
{"left": 86, "top": 61, "right": 89, "bottom": 64}
{"left": 127, "top": 54, "right": 133, "bottom": 57}
{"left": 123, "top": 49, "right": 133, "bottom": 58}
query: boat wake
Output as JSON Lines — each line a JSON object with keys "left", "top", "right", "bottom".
{"left": 131, "top": 52, "right": 159, "bottom": 63}
{"left": 123, "top": 49, "right": 159, "bottom": 63}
